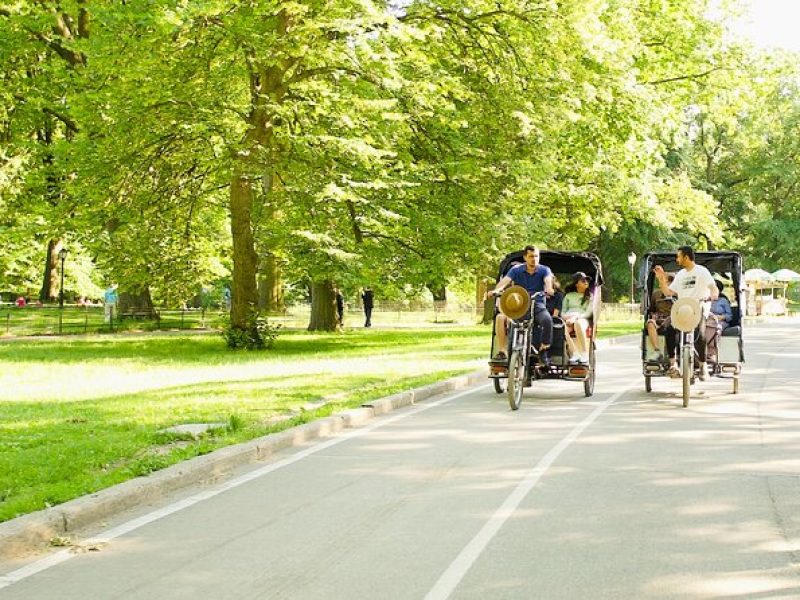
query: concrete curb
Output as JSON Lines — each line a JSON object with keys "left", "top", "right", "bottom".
{"left": 0, "top": 369, "right": 486, "bottom": 560}
{"left": 0, "top": 335, "right": 635, "bottom": 559}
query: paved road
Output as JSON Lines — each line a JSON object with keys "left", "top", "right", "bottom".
{"left": 2, "top": 320, "right": 800, "bottom": 599}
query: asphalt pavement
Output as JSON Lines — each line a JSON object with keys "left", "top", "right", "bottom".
{"left": 1, "top": 320, "right": 799, "bottom": 599}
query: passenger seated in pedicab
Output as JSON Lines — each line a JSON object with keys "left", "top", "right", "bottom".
{"left": 547, "top": 277, "right": 564, "bottom": 317}
{"left": 562, "top": 272, "right": 594, "bottom": 364}
{"left": 705, "top": 279, "right": 732, "bottom": 365}
{"left": 488, "top": 245, "right": 554, "bottom": 363}
{"left": 646, "top": 273, "right": 675, "bottom": 362}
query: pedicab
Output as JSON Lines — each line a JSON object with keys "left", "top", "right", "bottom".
{"left": 488, "top": 250, "right": 604, "bottom": 410}
{"left": 640, "top": 251, "right": 745, "bottom": 406}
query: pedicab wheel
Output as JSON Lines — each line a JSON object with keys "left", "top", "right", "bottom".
{"left": 507, "top": 350, "right": 525, "bottom": 411}
{"left": 584, "top": 349, "right": 596, "bottom": 397}
{"left": 493, "top": 377, "right": 505, "bottom": 394}
{"left": 681, "top": 345, "right": 692, "bottom": 408}
{"left": 645, "top": 375, "right": 652, "bottom": 393}
{"left": 733, "top": 375, "right": 739, "bottom": 394}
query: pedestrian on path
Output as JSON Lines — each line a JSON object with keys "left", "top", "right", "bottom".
{"left": 335, "top": 287, "right": 344, "bottom": 327}
{"left": 361, "top": 287, "right": 373, "bottom": 327}
{"left": 104, "top": 283, "right": 119, "bottom": 324}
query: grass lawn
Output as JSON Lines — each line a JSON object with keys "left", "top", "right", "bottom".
{"left": 0, "top": 320, "right": 640, "bottom": 523}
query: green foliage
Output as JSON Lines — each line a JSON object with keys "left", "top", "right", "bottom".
{"left": 4, "top": 0, "right": 800, "bottom": 302}
{"left": 222, "top": 310, "right": 281, "bottom": 350}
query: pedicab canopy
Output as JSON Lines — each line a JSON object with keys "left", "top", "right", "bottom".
{"left": 638, "top": 251, "right": 744, "bottom": 295}
{"left": 496, "top": 250, "right": 604, "bottom": 285}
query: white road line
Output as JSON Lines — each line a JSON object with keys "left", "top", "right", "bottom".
{"left": 0, "top": 383, "right": 491, "bottom": 591}
{"left": 424, "top": 383, "right": 634, "bottom": 600}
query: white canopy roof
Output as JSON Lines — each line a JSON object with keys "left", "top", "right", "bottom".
{"left": 744, "top": 268, "right": 775, "bottom": 283}
{"left": 771, "top": 268, "right": 800, "bottom": 282}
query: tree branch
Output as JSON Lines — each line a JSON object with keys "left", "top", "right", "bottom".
{"left": 644, "top": 67, "right": 724, "bottom": 85}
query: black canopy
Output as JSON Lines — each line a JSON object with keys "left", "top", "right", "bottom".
{"left": 496, "top": 250, "right": 603, "bottom": 286}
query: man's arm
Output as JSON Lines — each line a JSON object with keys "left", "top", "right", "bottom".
{"left": 653, "top": 266, "right": 676, "bottom": 297}
{"left": 488, "top": 275, "right": 512, "bottom": 297}
{"left": 708, "top": 275, "right": 719, "bottom": 300}
{"left": 544, "top": 274, "right": 554, "bottom": 296}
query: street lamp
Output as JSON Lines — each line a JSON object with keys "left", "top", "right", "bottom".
{"left": 58, "top": 247, "right": 68, "bottom": 309}
{"left": 58, "top": 247, "right": 68, "bottom": 334}
{"left": 627, "top": 252, "right": 637, "bottom": 304}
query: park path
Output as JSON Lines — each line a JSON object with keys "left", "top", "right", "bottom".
{"left": 1, "top": 320, "right": 799, "bottom": 599}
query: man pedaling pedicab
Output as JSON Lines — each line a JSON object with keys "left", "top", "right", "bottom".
{"left": 487, "top": 245, "right": 554, "bottom": 364}
{"left": 653, "top": 245, "right": 718, "bottom": 381}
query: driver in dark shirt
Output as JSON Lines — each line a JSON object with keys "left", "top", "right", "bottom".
{"left": 488, "top": 245, "right": 554, "bottom": 361}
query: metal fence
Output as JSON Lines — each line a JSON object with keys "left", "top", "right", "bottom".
{"left": 0, "top": 304, "right": 224, "bottom": 337}
{"left": 0, "top": 301, "right": 643, "bottom": 338}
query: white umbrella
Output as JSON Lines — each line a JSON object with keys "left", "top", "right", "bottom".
{"left": 744, "top": 268, "right": 775, "bottom": 283}
{"left": 771, "top": 268, "right": 800, "bottom": 282}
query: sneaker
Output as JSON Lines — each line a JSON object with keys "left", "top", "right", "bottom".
{"left": 667, "top": 365, "right": 680, "bottom": 378}
{"left": 568, "top": 355, "right": 580, "bottom": 364}
{"left": 493, "top": 351, "right": 507, "bottom": 361}
{"left": 578, "top": 353, "right": 590, "bottom": 365}
{"left": 540, "top": 351, "right": 551, "bottom": 370}
{"left": 698, "top": 363, "right": 709, "bottom": 381}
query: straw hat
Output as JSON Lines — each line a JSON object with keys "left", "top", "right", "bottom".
{"left": 670, "top": 297, "right": 703, "bottom": 332}
{"left": 499, "top": 285, "right": 531, "bottom": 320}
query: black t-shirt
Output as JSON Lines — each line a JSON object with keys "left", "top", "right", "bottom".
{"left": 362, "top": 290, "right": 374, "bottom": 308}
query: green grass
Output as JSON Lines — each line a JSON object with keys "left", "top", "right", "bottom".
{"left": 0, "top": 320, "right": 639, "bottom": 523}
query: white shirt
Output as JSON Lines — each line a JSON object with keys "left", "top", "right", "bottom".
{"left": 669, "top": 264, "right": 716, "bottom": 300}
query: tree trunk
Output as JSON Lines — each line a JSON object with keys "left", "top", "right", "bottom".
{"left": 476, "top": 276, "right": 494, "bottom": 324}
{"left": 39, "top": 239, "right": 62, "bottom": 302}
{"left": 229, "top": 174, "right": 259, "bottom": 329}
{"left": 118, "top": 287, "right": 156, "bottom": 316}
{"left": 258, "top": 252, "right": 284, "bottom": 312}
{"left": 308, "top": 280, "right": 338, "bottom": 331}
{"left": 427, "top": 283, "right": 447, "bottom": 302}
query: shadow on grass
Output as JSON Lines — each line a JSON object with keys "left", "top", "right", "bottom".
{"left": 0, "top": 328, "right": 489, "bottom": 365}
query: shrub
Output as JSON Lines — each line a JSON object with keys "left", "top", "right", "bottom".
{"left": 222, "top": 310, "right": 281, "bottom": 350}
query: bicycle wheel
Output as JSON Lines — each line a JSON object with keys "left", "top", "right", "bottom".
{"left": 493, "top": 377, "right": 505, "bottom": 394}
{"left": 681, "top": 344, "right": 692, "bottom": 407}
{"left": 584, "top": 346, "right": 596, "bottom": 397}
{"left": 507, "top": 350, "right": 525, "bottom": 411}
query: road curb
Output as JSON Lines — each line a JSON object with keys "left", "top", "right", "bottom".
{"left": 0, "top": 369, "right": 486, "bottom": 560}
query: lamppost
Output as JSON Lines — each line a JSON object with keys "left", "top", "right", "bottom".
{"left": 59, "top": 247, "right": 68, "bottom": 308}
{"left": 59, "top": 247, "right": 68, "bottom": 334}
{"left": 627, "top": 252, "right": 637, "bottom": 305}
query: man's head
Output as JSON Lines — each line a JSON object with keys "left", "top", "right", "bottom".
{"left": 676, "top": 245, "right": 695, "bottom": 267}
{"left": 522, "top": 245, "right": 540, "bottom": 269}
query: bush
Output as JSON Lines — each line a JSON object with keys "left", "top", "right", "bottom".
{"left": 222, "top": 311, "right": 281, "bottom": 350}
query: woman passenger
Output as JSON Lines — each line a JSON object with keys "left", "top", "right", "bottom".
{"left": 562, "top": 272, "right": 594, "bottom": 364}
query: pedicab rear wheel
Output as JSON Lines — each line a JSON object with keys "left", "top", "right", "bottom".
{"left": 584, "top": 347, "right": 596, "bottom": 397}
{"left": 645, "top": 375, "right": 652, "bottom": 393}
{"left": 493, "top": 377, "right": 505, "bottom": 394}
